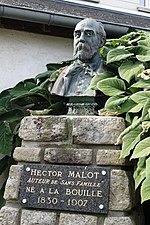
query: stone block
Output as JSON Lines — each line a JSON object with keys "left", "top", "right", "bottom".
{"left": 96, "top": 149, "right": 132, "bottom": 166}
{"left": 21, "top": 209, "right": 57, "bottom": 225}
{"left": 0, "top": 206, "right": 20, "bottom": 225}
{"left": 59, "top": 213, "right": 97, "bottom": 225}
{"left": 44, "top": 147, "right": 92, "bottom": 164}
{"left": 19, "top": 116, "right": 68, "bottom": 141}
{"left": 13, "top": 147, "right": 43, "bottom": 162}
{"left": 104, "top": 217, "right": 135, "bottom": 225}
{"left": 4, "top": 165, "right": 22, "bottom": 201}
{"left": 72, "top": 116, "right": 125, "bottom": 145}
{"left": 109, "top": 170, "right": 133, "bottom": 211}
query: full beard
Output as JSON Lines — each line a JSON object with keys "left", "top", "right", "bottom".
{"left": 73, "top": 42, "right": 98, "bottom": 62}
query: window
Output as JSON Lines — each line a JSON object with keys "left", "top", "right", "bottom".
{"left": 138, "top": 0, "right": 150, "bottom": 12}
{"left": 139, "top": 0, "right": 150, "bottom": 8}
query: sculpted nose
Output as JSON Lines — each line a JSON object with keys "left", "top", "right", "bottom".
{"left": 79, "top": 32, "right": 85, "bottom": 42}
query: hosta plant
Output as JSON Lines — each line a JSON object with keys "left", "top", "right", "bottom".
{"left": 90, "top": 30, "right": 150, "bottom": 203}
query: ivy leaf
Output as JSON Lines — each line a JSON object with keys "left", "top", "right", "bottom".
{"left": 131, "top": 137, "right": 150, "bottom": 159}
{"left": 105, "top": 95, "right": 128, "bottom": 111}
{"left": 107, "top": 48, "right": 134, "bottom": 64}
{"left": 134, "top": 157, "right": 146, "bottom": 190}
{"left": 97, "top": 77, "right": 126, "bottom": 96}
{"left": 89, "top": 72, "right": 114, "bottom": 90}
{"left": 141, "top": 157, "right": 150, "bottom": 203}
{"left": 0, "top": 121, "right": 13, "bottom": 156}
{"left": 130, "top": 91, "right": 150, "bottom": 104}
{"left": 118, "top": 60, "right": 144, "bottom": 83}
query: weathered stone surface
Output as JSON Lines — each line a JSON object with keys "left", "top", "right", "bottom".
{"left": 72, "top": 116, "right": 125, "bottom": 145}
{"left": 19, "top": 116, "right": 68, "bottom": 141}
{"left": 0, "top": 206, "right": 20, "bottom": 225}
{"left": 21, "top": 209, "right": 57, "bottom": 225}
{"left": 104, "top": 217, "right": 135, "bottom": 225}
{"left": 4, "top": 165, "right": 22, "bottom": 200}
{"left": 44, "top": 147, "right": 92, "bottom": 164}
{"left": 109, "top": 170, "right": 133, "bottom": 211}
{"left": 59, "top": 213, "right": 97, "bottom": 225}
{"left": 96, "top": 149, "right": 132, "bottom": 166}
{"left": 13, "top": 147, "right": 43, "bottom": 162}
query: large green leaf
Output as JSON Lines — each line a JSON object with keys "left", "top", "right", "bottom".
{"left": 107, "top": 48, "right": 134, "bottom": 64}
{"left": 118, "top": 60, "right": 144, "bottom": 83}
{"left": 0, "top": 122, "right": 13, "bottom": 156}
{"left": 136, "top": 53, "right": 150, "bottom": 62}
{"left": 105, "top": 95, "right": 128, "bottom": 111}
{"left": 131, "top": 137, "right": 150, "bottom": 159}
{"left": 130, "top": 91, "right": 150, "bottom": 104}
{"left": 130, "top": 79, "right": 150, "bottom": 89}
{"left": 142, "top": 98, "right": 150, "bottom": 121}
{"left": 120, "top": 125, "right": 142, "bottom": 158}
{"left": 141, "top": 157, "right": 150, "bottom": 203}
{"left": 89, "top": 72, "right": 114, "bottom": 90}
{"left": 135, "top": 46, "right": 150, "bottom": 62}
{"left": 35, "top": 70, "right": 53, "bottom": 81}
{"left": 97, "top": 77, "right": 126, "bottom": 96}
{"left": 129, "top": 103, "right": 143, "bottom": 113}
{"left": 119, "top": 98, "right": 137, "bottom": 113}
{"left": 134, "top": 157, "right": 146, "bottom": 190}
{"left": 9, "top": 79, "right": 36, "bottom": 98}
{"left": 136, "top": 45, "right": 150, "bottom": 62}
{"left": 0, "top": 91, "right": 12, "bottom": 115}
{"left": 0, "top": 110, "right": 24, "bottom": 123}
{"left": 138, "top": 39, "right": 150, "bottom": 47}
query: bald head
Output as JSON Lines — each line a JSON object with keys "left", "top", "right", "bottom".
{"left": 73, "top": 18, "right": 106, "bottom": 62}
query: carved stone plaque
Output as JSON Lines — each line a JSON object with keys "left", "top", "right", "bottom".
{"left": 19, "top": 164, "right": 110, "bottom": 214}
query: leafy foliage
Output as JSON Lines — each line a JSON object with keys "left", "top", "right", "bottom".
{"left": 91, "top": 30, "right": 150, "bottom": 203}
{"left": 0, "top": 61, "right": 70, "bottom": 207}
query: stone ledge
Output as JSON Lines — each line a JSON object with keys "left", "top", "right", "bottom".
{"left": 19, "top": 116, "right": 68, "bottom": 142}
{"left": 13, "top": 147, "right": 43, "bottom": 162}
{"left": 4, "top": 165, "right": 22, "bottom": 201}
{"left": 72, "top": 116, "right": 125, "bottom": 145}
{"left": 19, "top": 116, "right": 125, "bottom": 145}
{"left": 44, "top": 147, "right": 92, "bottom": 165}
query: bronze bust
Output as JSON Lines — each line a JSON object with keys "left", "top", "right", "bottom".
{"left": 49, "top": 18, "right": 106, "bottom": 98}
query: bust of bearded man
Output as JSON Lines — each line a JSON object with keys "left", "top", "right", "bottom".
{"left": 49, "top": 18, "right": 106, "bottom": 98}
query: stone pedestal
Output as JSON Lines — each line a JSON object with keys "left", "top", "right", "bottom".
{"left": 0, "top": 116, "right": 144, "bottom": 225}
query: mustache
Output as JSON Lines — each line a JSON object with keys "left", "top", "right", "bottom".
{"left": 74, "top": 42, "right": 92, "bottom": 56}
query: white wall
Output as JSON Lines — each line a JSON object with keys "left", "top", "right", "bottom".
{"left": 64, "top": 0, "right": 150, "bottom": 14}
{"left": 0, "top": 28, "right": 73, "bottom": 91}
